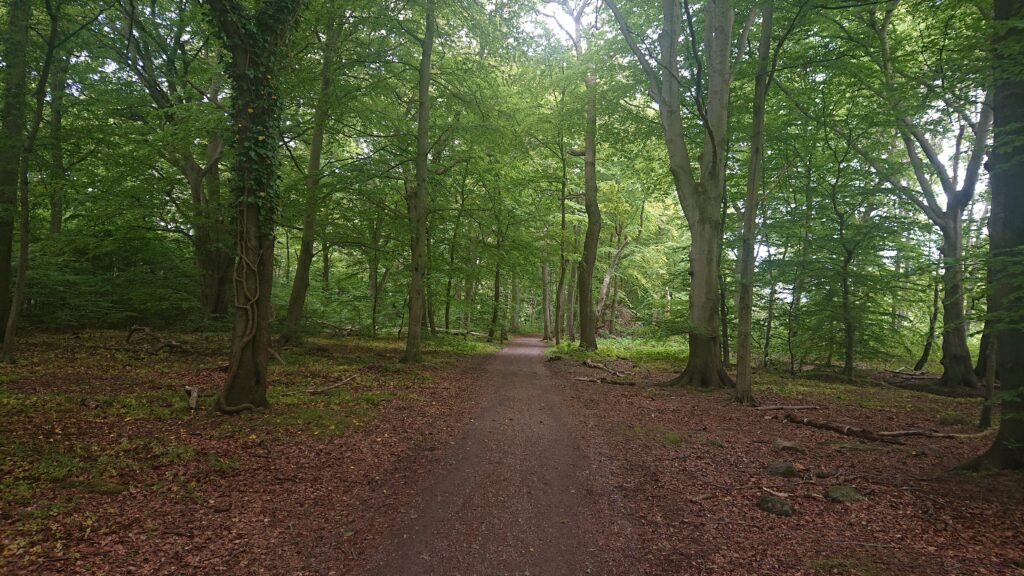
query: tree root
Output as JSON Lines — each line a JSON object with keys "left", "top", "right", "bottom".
{"left": 215, "top": 394, "right": 256, "bottom": 415}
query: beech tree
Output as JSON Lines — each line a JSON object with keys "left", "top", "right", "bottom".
{"left": 607, "top": 0, "right": 736, "bottom": 387}
{"left": 969, "top": 0, "right": 1024, "bottom": 470}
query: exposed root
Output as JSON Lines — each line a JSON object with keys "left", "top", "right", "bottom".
{"left": 215, "top": 394, "right": 256, "bottom": 415}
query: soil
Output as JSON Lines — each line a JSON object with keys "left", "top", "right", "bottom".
{"left": 3, "top": 334, "right": 1023, "bottom": 575}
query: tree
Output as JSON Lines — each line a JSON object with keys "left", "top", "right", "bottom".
{"left": 281, "top": 11, "right": 343, "bottom": 344}
{"left": 735, "top": 1, "right": 774, "bottom": 404}
{"left": 967, "top": 0, "right": 1024, "bottom": 469}
{"left": 204, "top": 0, "right": 306, "bottom": 413}
{"left": 606, "top": 0, "right": 736, "bottom": 387}
{"left": 404, "top": 0, "right": 435, "bottom": 362}
{"left": 0, "top": 0, "right": 32, "bottom": 337}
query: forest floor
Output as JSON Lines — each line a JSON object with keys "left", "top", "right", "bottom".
{"left": 2, "top": 332, "right": 1023, "bottom": 575}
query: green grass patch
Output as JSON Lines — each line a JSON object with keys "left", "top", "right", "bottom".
{"left": 551, "top": 336, "right": 686, "bottom": 371}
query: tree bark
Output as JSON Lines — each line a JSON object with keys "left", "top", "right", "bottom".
{"left": 968, "top": 0, "right": 1024, "bottom": 468}
{"left": 3, "top": 2, "right": 59, "bottom": 362}
{"left": 205, "top": 0, "right": 305, "bottom": 413}
{"left": 735, "top": 2, "right": 773, "bottom": 404}
{"left": 488, "top": 262, "right": 501, "bottom": 341}
{"left": 404, "top": 0, "right": 434, "bottom": 362}
{"left": 595, "top": 231, "right": 629, "bottom": 325}
{"left": 937, "top": 217, "right": 978, "bottom": 387}
{"left": 914, "top": 272, "right": 940, "bottom": 371}
{"left": 607, "top": 0, "right": 735, "bottom": 387}
{"left": 282, "top": 15, "right": 340, "bottom": 344}
{"left": 577, "top": 72, "right": 601, "bottom": 351}
{"left": 0, "top": 0, "right": 31, "bottom": 337}
{"left": 48, "top": 49, "right": 68, "bottom": 235}
{"left": 542, "top": 263, "right": 552, "bottom": 340}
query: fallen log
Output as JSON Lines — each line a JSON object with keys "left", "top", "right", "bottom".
{"left": 779, "top": 413, "right": 904, "bottom": 445}
{"left": 754, "top": 405, "right": 820, "bottom": 411}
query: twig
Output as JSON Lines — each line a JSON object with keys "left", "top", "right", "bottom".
{"left": 306, "top": 373, "right": 359, "bottom": 395}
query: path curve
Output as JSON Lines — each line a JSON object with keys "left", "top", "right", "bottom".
{"left": 366, "top": 336, "right": 601, "bottom": 575}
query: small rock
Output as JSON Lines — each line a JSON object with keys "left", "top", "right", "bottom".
{"left": 757, "top": 494, "right": 794, "bottom": 517}
{"left": 814, "top": 469, "right": 837, "bottom": 478}
{"left": 772, "top": 439, "right": 803, "bottom": 453}
{"left": 767, "top": 462, "right": 800, "bottom": 478}
{"left": 825, "top": 485, "right": 865, "bottom": 503}
{"left": 80, "top": 398, "right": 99, "bottom": 409}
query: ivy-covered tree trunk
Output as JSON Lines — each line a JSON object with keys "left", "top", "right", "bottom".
{"left": 282, "top": 16, "right": 340, "bottom": 344}
{"left": 968, "top": 0, "right": 1024, "bottom": 469}
{"left": 0, "top": 0, "right": 31, "bottom": 336}
{"left": 205, "top": 0, "right": 305, "bottom": 413}
{"left": 404, "top": 0, "right": 434, "bottom": 362}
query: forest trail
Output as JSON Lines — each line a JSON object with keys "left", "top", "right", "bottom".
{"left": 366, "top": 336, "right": 604, "bottom": 575}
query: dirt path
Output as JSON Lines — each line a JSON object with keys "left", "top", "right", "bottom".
{"left": 366, "top": 336, "right": 608, "bottom": 575}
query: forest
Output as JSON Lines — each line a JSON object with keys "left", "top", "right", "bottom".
{"left": 1, "top": 0, "right": 1023, "bottom": 574}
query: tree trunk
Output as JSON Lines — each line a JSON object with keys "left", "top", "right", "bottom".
{"left": 282, "top": 16, "right": 340, "bottom": 344}
{"left": 840, "top": 247, "right": 855, "bottom": 384}
{"left": 541, "top": 263, "right": 552, "bottom": 340}
{"left": 404, "top": 0, "right": 434, "bottom": 362}
{"left": 322, "top": 242, "right": 330, "bottom": 288}
{"left": 553, "top": 133, "right": 568, "bottom": 345}
{"left": 734, "top": 1, "right": 772, "bottom": 404}
{"left": 937, "top": 222, "right": 978, "bottom": 387}
{"left": 578, "top": 74, "right": 601, "bottom": 351}
{"left": 488, "top": 263, "right": 501, "bottom": 342}
{"left": 968, "top": 0, "right": 1024, "bottom": 468}
{"left": 915, "top": 275, "right": 940, "bottom": 371}
{"left": 608, "top": 0, "right": 735, "bottom": 387}
{"left": 509, "top": 272, "right": 520, "bottom": 334}
{"left": 48, "top": 49, "right": 68, "bottom": 235}
{"left": 0, "top": 0, "right": 31, "bottom": 337}
{"left": 205, "top": 0, "right": 304, "bottom": 413}
{"left": 595, "top": 233, "right": 629, "bottom": 324}
{"left": 3, "top": 3, "right": 59, "bottom": 362}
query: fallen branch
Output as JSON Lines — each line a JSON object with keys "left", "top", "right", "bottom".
{"left": 574, "top": 376, "right": 636, "bottom": 386}
{"left": 306, "top": 373, "right": 359, "bottom": 395}
{"left": 583, "top": 358, "right": 628, "bottom": 377}
{"left": 126, "top": 325, "right": 193, "bottom": 355}
{"left": 754, "top": 405, "right": 820, "bottom": 411}
{"left": 316, "top": 319, "right": 356, "bottom": 336}
{"left": 269, "top": 347, "right": 286, "bottom": 364}
{"left": 876, "top": 429, "right": 995, "bottom": 439}
{"left": 778, "top": 413, "right": 904, "bottom": 444}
